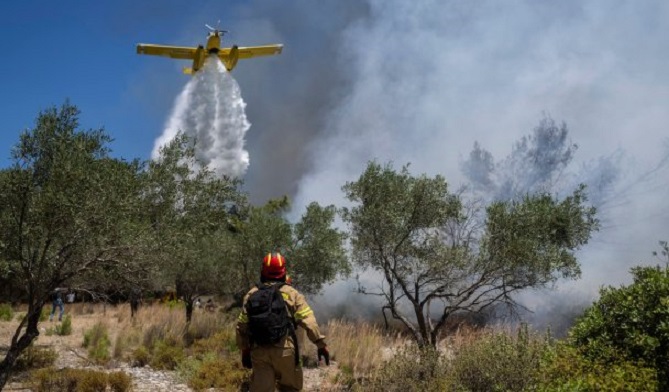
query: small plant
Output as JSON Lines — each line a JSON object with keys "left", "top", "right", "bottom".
{"left": 39, "top": 306, "right": 49, "bottom": 322}
{"left": 14, "top": 346, "right": 58, "bottom": 371}
{"left": 0, "top": 303, "right": 13, "bottom": 321}
{"left": 131, "top": 346, "right": 151, "bottom": 367}
{"left": 30, "top": 368, "right": 132, "bottom": 392}
{"left": 179, "top": 354, "right": 250, "bottom": 391}
{"left": 55, "top": 314, "right": 72, "bottom": 335}
{"left": 83, "top": 322, "right": 111, "bottom": 363}
{"left": 150, "top": 340, "right": 185, "bottom": 370}
{"left": 366, "top": 345, "right": 448, "bottom": 392}
{"left": 445, "top": 325, "right": 549, "bottom": 391}
{"left": 108, "top": 371, "right": 133, "bottom": 392}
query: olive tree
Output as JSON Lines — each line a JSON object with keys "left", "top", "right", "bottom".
{"left": 220, "top": 197, "right": 349, "bottom": 306}
{"left": 141, "top": 133, "right": 244, "bottom": 322}
{"left": 341, "top": 161, "right": 598, "bottom": 348}
{"left": 0, "top": 103, "right": 145, "bottom": 388}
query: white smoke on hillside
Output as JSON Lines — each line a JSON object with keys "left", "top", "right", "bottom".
{"left": 153, "top": 56, "right": 250, "bottom": 178}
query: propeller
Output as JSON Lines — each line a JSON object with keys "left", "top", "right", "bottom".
{"left": 205, "top": 20, "right": 227, "bottom": 35}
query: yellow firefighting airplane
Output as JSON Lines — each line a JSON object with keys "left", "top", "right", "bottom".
{"left": 136, "top": 25, "right": 283, "bottom": 74}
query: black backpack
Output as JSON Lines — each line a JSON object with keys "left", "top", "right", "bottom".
{"left": 246, "top": 283, "right": 293, "bottom": 346}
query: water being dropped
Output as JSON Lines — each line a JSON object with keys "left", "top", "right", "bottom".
{"left": 152, "top": 55, "right": 250, "bottom": 178}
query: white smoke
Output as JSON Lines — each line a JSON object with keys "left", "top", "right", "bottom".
{"left": 152, "top": 56, "right": 250, "bottom": 178}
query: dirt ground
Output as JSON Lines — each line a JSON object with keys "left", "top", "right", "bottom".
{"left": 0, "top": 303, "right": 338, "bottom": 391}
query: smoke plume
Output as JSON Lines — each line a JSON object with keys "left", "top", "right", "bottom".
{"left": 153, "top": 56, "right": 250, "bottom": 178}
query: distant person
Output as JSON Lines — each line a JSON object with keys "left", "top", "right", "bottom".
{"left": 49, "top": 290, "right": 64, "bottom": 322}
{"left": 130, "top": 288, "right": 142, "bottom": 318}
{"left": 205, "top": 298, "right": 216, "bottom": 313}
{"left": 66, "top": 291, "right": 75, "bottom": 304}
{"left": 237, "top": 252, "right": 329, "bottom": 392}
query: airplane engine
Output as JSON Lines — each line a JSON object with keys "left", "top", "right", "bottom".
{"left": 222, "top": 45, "right": 239, "bottom": 71}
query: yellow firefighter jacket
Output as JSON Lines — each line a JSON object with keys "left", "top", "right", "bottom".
{"left": 237, "top": 282, "right": 326, "bottom": 350}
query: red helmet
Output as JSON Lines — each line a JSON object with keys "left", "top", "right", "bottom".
{"left": 261, "top": 252, "right": 287, "bottom": 279}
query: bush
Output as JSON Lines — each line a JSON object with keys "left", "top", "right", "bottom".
{"left": 131, "top": 346, "right": 151, "bottom": 367}
{"left": 445, "top": 325, "right": 549, "bottom": 391}
{"left": 0, "top": 303, "right": 13, "bottom": 321}
{"left": 14, "top": 346, "right": 58, "bottom": 371}
{"left": 569, "top": 264, "right": 669, "bottom": 388}
{"left": 83, "top": 322, "right": 111, "bottom": 363}
{"left": 108, "top": 371, "right": 133, "bottom": 392}
{"left": 30, "top": 368, "right": 132, "bottom": 392}
{"left": 178, "top": 353, "right": 250, "bottom": 391}
{"left": 150, "top": 340, "right": 185, "bottom": 370}
{"left": 54, "top": 314, "right": 72, "bottom": 336}
{"left": 535, "top": 343, "right": 659, "bottom": 391}
{"left": 365, "top": 345, "right": 448, "bottom": 392}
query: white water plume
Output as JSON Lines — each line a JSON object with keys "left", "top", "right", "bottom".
{"left": 152, "top": 55, "right": 250, "bottom": 178}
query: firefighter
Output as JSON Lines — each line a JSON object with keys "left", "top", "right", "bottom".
{"left": 237, "top": 252, "right": 330, "bottom": 392}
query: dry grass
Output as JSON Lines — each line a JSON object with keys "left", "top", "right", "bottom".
{"left": 321, "top": 319, "right": 399, "bottom": 379}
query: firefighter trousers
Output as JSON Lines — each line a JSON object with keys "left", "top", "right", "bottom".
{"left": 250, "top": 344, "right": 302, "bottom": 392}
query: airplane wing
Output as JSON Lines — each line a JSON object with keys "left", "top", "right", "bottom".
{"left": 218, "top": 44, "right": 283, "bottom": 60}
{"left": 136, "top": 44, "right": 198, "bottom": 59}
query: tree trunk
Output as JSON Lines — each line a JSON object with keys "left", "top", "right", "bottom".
{"left": 185, "top": 299, "right": 194, "bottom": 323}
{"left": 0, "top": 304, "right": 42, "bottom": 390}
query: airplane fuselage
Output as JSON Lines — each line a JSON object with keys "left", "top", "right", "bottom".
{"left": 206, "top": 33, "right": 221, "bottom": 54}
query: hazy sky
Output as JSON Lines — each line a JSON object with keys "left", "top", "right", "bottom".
{"left": 1, "top": 1, "right": 668, "bottom": 313}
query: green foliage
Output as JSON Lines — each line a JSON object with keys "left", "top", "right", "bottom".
{"left": 39, "top": 307, "right": 49, "bottom": 322}
{"left": 535, "top": 344, "right": 658, "bottom": 391}
{"left": 107, "top": 371, "right": 132, "bottom": 392}
{"left": 83, "top": 322, "right": 111, "bottom": 363}
{"left": 30, "top": 368, "right": 131, "bottom": 392}
{"left": 445, "top": 325, "right": 549, "bottom": 391}
{"left": 179, "top": 353, "right": 250, "bottom": 391}
{"left": 341, "top": 161, "right": 598, "bottom": 347}
{"left": 14, "top": 346, "right": 58, "bottom": 371}
{"left": 150, "top": 340, "right": 185, "bottom": 370}
{"left": 0, "top": 303, "right": 12, "bottom": 321}
{"left": 55, "top": 314, "right": 72, "bottom": 336}
{"left": 131, "top": 346, "right": 151, "bottom": 367}
{"left": 365, "top": 346, "right": 448, "bottom": 392}
{"left": 569, "top": 263, "right": 669, "bottom": 388}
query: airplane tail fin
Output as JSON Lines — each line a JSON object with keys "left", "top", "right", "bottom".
{"left": 182, "top": 67, "right": 194, "bottom": 75}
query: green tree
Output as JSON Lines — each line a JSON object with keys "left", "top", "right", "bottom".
{"left": 0, "top": 103, "right": 144, "bottom": 388}
{"left": 569, "top": 253, "right": 669, "bottom": 389}
{"left": 341, "top": 161, "right": 598, "bottom": 348}
{"left": 221, "top": 197, "right": 349, "bottom": 305}
{"left": 141, "top": 133, "right": 244, "bottom": 322}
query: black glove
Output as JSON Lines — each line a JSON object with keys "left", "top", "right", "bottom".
{"left": 317, "top": 346, "right": 330, "bottom": 366}
{"left": 242, "top": 348, "right": 252, "bottom": 369}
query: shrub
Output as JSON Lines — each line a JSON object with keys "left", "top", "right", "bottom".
{"left": 14, "top": 346, "right": 58, "bottom": 371}
{"left": 39, "top": 306, "right": 49, "bottom": 322}
{"left": 569, "top": 264, "right": 669, "bottom": 388}
{"left": 131, "top": 346, "right": 151, "bottom": 367}
{"left": 108, "top": 371, "right": 133, "bottom": 392}
{"left": 365, "top": 345, "right": 448, "bottom": 392}
{"left": 30, "top": 368, "right": 131, "bottom": 392}
{"left": 179, "top": 353, "right": 250, "bottom": 391}
{"left": 0, "top": 303, "right": 13, "bottom": 321}
{"left": 445, "top": 325, "right": 549, "bottom": 391}
{"left": 150, "top": 340, "right": 185, "bottom": 370}
{"left": 83, "top": 322, "right": 111, "bottom": 363}
{"left": 54, "top": 314, "right": 72, "bottom": 336}
{"left": 535, "top": 343, "right": 659, "bottom": 391}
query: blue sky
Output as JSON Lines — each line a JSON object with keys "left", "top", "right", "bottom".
{"left": 0, "top": 0, "right": 287, "bottom": 163}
